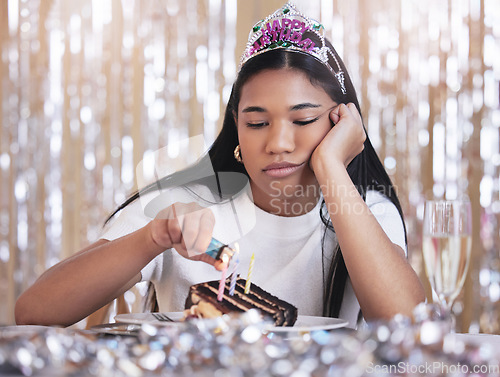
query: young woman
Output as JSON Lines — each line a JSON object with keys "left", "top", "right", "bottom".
{"left": 15, "top": 4, "right": 424, "bottom": 328}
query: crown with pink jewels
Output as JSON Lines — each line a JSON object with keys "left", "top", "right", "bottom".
{"left": 239, "top": 2, "right": 346, "bottom": 95}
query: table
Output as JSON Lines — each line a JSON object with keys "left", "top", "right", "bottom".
{"left": 2, "top": 310, "right": 500, "bottom": 376}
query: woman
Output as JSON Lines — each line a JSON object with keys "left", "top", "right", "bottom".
{"left": 15, "top": 3, "right": 424, "bottom": 328}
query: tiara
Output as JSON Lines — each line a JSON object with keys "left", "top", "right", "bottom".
{"left": 238, "top": 2, "right": 346, "bottom": 95}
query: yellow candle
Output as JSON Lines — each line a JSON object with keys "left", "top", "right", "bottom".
{"left": 244, "top": 252, "right": 255, "bottom": 294}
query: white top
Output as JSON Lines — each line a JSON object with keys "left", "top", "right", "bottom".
{"left": 100, "top": 184, "right": 406, "bottom": 328}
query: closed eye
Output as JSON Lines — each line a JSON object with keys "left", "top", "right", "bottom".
{"left": 246, "top": 122, "right": 268, "bottom": 128}
{"left": 246, "top": 116, "right": 321, "bottom": 128}
{"left": 294, "top": 116, "right": 320, "bottom": 126}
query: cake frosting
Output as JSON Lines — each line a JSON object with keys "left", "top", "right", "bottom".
{"left": 184, "top": 276, "right": 298, "bottom": 326}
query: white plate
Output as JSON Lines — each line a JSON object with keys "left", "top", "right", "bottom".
{"left": 115, "top": 312, "right": 348, "bottom": 332}
{"left": 0, "top": 325, "right": 55, "bottom": 338}
{"left": 91, "top": 323, "right": 143, "bottom": 336}
{"left": 445, "top": 332, "right": 500, "bottom": 347}
{"left": 266, "top": 315, "right": 348, "bottom": 332}
{"left": 115, "top": 312, "right": 185, "bottom": 326}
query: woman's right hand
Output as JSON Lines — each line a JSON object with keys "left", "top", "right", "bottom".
{"left": 310, "top": 103, "right": 366, "bottom": 172}
{"left": 149, "top": 202, "right": 224, "bottom": 269}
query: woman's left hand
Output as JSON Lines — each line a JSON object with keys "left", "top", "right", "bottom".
{"left": 310, "top": 103, "right": 366, "bottom": 172}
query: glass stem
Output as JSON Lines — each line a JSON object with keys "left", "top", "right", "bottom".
{"left": 442, "top": 300, "right": 456, "bottom": 333}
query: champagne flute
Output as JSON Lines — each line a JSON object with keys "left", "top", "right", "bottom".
{"left": 422, "top": 199, "right": 472, "bottom": 331}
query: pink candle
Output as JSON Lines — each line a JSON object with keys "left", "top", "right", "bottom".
{"left": 217, "top": 254, "right": 229, "bottom": 301}
{"left": 217, "top": 265, "right": 227, "bottom": 301}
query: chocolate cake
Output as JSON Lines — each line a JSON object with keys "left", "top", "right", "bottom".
{"left": 184, "top": 276, "right": 298, "bottom": 326}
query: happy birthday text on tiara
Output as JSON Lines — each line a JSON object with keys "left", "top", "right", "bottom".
{"left": 246, "top": 18, "right": 319, "bottom": 56}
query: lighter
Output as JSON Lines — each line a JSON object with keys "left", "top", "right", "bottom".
{"left": 204, "top": 238, "right": 235, "bottom": 263}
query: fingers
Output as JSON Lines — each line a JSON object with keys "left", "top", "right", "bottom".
{"left": 213, "top": 259, "right": 228, "bottom": 271}
{"left": 165, "top": 205, "right": 183, "bottom": 245}
{"left": 329, "top": 107, "right": 341, "bottom": 125}
{"left": 329, "top": 103, "right": 353, "bottom": 126}
{"left": 330, "top": 103, "right": 365, "bottom": 137}
{"left": 153, "top": 202, "right": 217, "bottom": 263}
{"left": 179, "top": 207, "right": 215, "bottom": 256}
{"left": 151, "top": 207, "right": 175, "bottom": 248}
{"left": 330, "top": 103, "right": 361, "bottom": 122}
{"left": 324, "top": 103, "right": 366, "bottom": 167}
{"left": 189, "top": 253, "right": 228, "bottom": 270}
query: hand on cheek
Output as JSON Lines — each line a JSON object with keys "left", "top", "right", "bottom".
{"left": 311, "top": 103, "right": 366, "bottom": 171}
{"left": 329, "top": 109, "right": 341, "bottom": 126}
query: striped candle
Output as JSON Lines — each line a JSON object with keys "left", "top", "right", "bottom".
{"left": 229, "top": 255, "right": 240, "bottom": 296}
{"left": 244, "top": 252, "right": 255, "bottom": 294}
{"left": 217, "top": 264, "right": 227, "bottom": 301}
{"left": 229, "top": 243, "right": 240, "bottom": 296}
{"left": 217, "top": 254, "right": 229, "bottom": 301}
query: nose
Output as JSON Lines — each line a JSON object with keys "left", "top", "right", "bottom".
{"left": 265, "top": 121, "right": 295, "bottom": 155}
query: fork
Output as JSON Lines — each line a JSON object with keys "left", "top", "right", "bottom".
{"left": 152, "top": 312, "right": 175, "bottom": 322}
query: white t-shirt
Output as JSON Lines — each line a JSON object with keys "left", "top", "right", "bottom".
{"left": 100, "top": 184, "right": 406, "bottom": 328}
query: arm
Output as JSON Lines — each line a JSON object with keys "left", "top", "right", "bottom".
{"left": 15, "top": 202, "right": 218, "bottom": 327}
{"left": 311, "top": 103, "right": 425, "bottom": 320}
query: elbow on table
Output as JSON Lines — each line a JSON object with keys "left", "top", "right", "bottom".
{"left": 14, "top": 292, "right": 57, "bottom": 326}
{"left": 389, "top": 284, "right": 426, "bottom": 319}
{"left": 15, "top": 294, "right": 35, "bottom": 325}
{"left": 364, "top": 285, "right": 426, "bottom": 322}
{"left": 395, "top": 286, "right": 427, "bottom": 319}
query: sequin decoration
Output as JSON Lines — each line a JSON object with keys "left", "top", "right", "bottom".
{"left": 0, "top": 1, "right": 499, "bottom": 334}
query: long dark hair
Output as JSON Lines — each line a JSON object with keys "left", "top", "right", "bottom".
{"left": 107, "top": 39, "right": 406, "bottom": 318}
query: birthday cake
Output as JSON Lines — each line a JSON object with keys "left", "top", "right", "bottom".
{"left": 184, "top": 276, "right": 298, "bottom": 326}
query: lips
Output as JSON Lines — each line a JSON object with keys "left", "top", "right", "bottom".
{"left": 263, "top": 161, "right": 304, "bottom": 178}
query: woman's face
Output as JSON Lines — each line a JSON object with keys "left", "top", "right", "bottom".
{"left": 236, "top": 68, "right": 337, "bottom": 215}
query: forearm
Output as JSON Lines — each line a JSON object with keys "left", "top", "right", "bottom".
{"left": 15, "top": 222, "right": 164, "bottom": 326}
{"left": 316, "top": 160, "right": 425, "bottom": 320}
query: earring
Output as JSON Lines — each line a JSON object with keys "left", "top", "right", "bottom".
{"left": 234, "top": 145, "right": 243, "bottom": 163}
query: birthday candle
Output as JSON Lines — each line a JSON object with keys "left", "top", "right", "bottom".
{"left": 217, "top": 254, "right": 229, "bottom": 301}
{"left": 244, "top": 252, "right": 255, "bottom": 294}
{"left": 229, "top": 244, "right": 240, "bottom": 296}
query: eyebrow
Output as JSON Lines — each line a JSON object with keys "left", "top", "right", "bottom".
{"left": 290, "top": 103, "right": 321, "bottom": 111}
{"left": 241, "top": 103, "right": 322, "bottom": 113}
{"left": 241, "top": 106, "right": 266, "bottom": 113}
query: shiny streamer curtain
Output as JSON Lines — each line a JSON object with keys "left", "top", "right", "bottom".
{"left": 1, "top": 0, "right": 499, "bottom": 330}
{"left": 0, "top": 0, "right": 238, "bottom": 325}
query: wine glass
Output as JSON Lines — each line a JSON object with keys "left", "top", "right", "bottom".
{"left": 422, "top": 199, "right": 472, "bottom": 331}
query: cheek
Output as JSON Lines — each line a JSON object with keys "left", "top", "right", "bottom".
{"left": 238, "top": 128, "right": 261, "bottom": 152}
{"left": 316, "top": 126, "right": 331, "bottom": 142}
{"left": 236, "top": 122, "right": 251, "bottom": 144}
{"left": 303, "top": 122, "right": 331, "bottom": 149}
{"left": 237, "top": 131, "right": 259, "bottom": 170}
